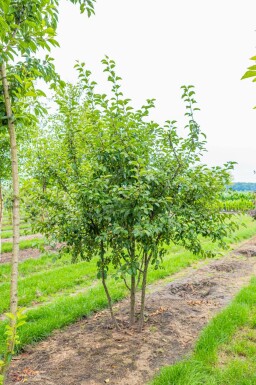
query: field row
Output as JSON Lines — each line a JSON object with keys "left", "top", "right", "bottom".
{"left": 0, "top": 215, "right": 256, "bottom": 352}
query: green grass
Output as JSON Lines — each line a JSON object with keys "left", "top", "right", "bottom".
{"left": 2, "top": 219, "right": 27, "bottom": 227}
{"left": 1, "top": 228, "right": 33, "bottom": 239}
{"left": 1, "top": 223, "right": 31, "bottom": 232}
{"left": 0, "top": 214, "right": 255, "bottom": 353}
{"left": 0, "top": 258, "right": 99, "bottom": 313}
{"left": 1, "top": 238, "right": 45, "bottom": 253}
{"left": 0, "top": 282, "right": 127, "bottom": 351}
{"left": 0, "top": 253, "right": 71, "bottom": 281}
{"left": 149, "top": 277, "right": 256, "bottom": 385}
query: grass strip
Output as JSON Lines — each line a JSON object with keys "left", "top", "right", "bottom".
{"left": 1, "top": 238, "right": 45, "bottom": 253}
{"left": 0, "top": 258, "right": 99, "bottom": 313}
{"left": 149, "top": 277, "right": 256, "bottom": 385}
{"left": 2, "top": 219, "right": 27, "bottom": 227}
{"left": 1, "top": 223, "right": 31, "bottom": 232}
{"left": 1, "top": 228, "right": 33, "bottom": 239}
{"left": 0, "top": 253, "right": 71, "bottom": 281}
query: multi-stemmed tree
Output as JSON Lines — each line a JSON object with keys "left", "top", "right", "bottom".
{"left": 28, "top": 58, "right": 236, "bottom": 331}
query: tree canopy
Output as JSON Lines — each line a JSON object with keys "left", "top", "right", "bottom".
{"left": 25, "top": 58, "right": 237, "bottom": 330}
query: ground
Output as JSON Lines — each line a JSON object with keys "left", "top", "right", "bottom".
{"left": 6, "top": 237, "right": 256, "bottom": 385}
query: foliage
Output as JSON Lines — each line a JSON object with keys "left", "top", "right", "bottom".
{"left": 242, "top": 54, "right": 256, "bottom": 111}
{"left": 0, "top": 309, "right": 26, "bottom": 385}
{"left": 26, "top": 58, "right": 237, "bottom": 329}
{"left": 0, "top": 133, "right": 10, "bottom": 183}
{"left": 242, "top": 55, "right": 256, "bottom": 84}
{"left": 0, "top": 0, "right": 97, "bottom": 183}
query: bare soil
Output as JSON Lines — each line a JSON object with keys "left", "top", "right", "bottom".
{"left": 1, "top": 234, "right": 43, "bottom": 244}
{"left": 6, "top": 237, "right": 256, "bottom": 385}
{"left": 0, "top": 248, "right": 45, "bottom": 264}
{"left": 0, "top": 234, "right": 44, "bottom": 264}
{"left": 0, "top": 243, "right": 61, "bottom": 264}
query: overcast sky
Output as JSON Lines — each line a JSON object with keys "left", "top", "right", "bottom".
{"left": 52, "top": 0, "right": 256, "bottom": 182}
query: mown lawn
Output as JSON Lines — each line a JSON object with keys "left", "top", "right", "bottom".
{"left": 150, "top": 277, "right": 256, "bottom": 385}
{"left": 0, "top": 214, "right": 256, "bottom": 352}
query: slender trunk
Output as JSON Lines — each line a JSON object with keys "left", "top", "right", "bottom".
{"left": 139, "top": 255, "right": 150, "bottom": 332}
{"left": 0, "top": 63, "right": 20, "bottom": 324}
{"left": 130, "top": 274, "right": 136, "bottom": 326}
{"left": 41, "top": 178, "right": 46, "bottom": 222}
{"left": 100, "top": 242, "right": 120, "bottom": 331}
{"left": 102, "top": 274, "right": 120, "bottom": 331}
{"left": 129, "top": 239, "right": 136, "bottom": 326}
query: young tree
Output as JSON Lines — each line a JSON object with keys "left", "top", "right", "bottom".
{"left": 28, "top": 58, "right": 236, "bottom": 331}
{"left": 0, "top": 1, "right": 96, "bottom": 382}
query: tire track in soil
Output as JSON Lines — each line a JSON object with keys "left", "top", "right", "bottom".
{"left": 6, "top": 236, "right": 256, "bottom": 385}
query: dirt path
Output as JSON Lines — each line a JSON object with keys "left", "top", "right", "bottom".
{"left": 1, "top": 234, "right": 42, "bottom": 244}
{"left": 0, "top": 248, "right": 43, "bottom": 264}
{"left": 0, "top": 242, "right": 62, "bottom": 264}
{"left": 0, "top": 234, "right": 43, "bottom": 265}
{"left": 6, "top": 237, "right": 256, "bottom": 385}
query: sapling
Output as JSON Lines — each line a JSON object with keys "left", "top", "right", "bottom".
{"left": 0, "top": 309, "right": 26, "bottom": 385}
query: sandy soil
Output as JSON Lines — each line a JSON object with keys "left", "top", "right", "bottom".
{"left": 6, "top": 237, "right": 256, "bottom": 385}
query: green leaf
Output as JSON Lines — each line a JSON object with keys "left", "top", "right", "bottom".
{"left": 241, "top": 70, "right": 256, "bottom": 80}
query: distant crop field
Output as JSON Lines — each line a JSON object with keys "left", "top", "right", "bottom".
{"left": 220, "top": 191, "right": 255, "bottom": 211}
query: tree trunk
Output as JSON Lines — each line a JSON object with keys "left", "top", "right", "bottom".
{"left": 130, "top": 274, "right": 136, "bottom": 326}
{"left": 139, "top": 255, "right": 149, "bottom": 332}
{"left": 100, "top": 242, "right": 120, "bottom": 331}
{"left": 0, "top": 63, "right": 20, "bottom": 324}
{"left": 129, "top": 239, "right": 137, "bottom": 326}
{"left": 102, "top": 273, "right": 120, "bottom": 331}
